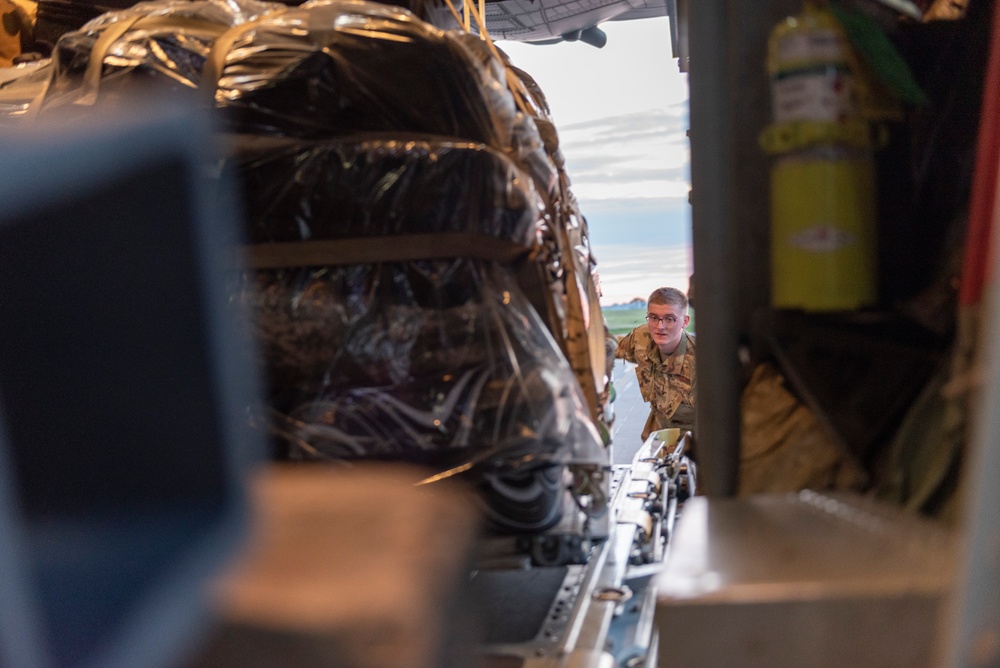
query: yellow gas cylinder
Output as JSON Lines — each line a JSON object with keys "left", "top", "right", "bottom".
{"left": 760, "top": 1, "right": 877, "bottom": 311}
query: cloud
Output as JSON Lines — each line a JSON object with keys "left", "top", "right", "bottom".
{"left": 561, "top": 104, "right": 689, "bottom": 139}
{"left": 499, "top": 18, "right": 689, "bottom": 127}
{"left": 580, "top": 197, "right": 691, "bottom": 248}
{"left": 575, "top": 180, "right": 689, "bottom": 201}
{"left": 568, "top": 164, "right": 690, "bottom": 186}
{"left": 496, "top": 17, "right": 692, "bottom": 307}
{"left": 593, "top": 244, "right": 692, "bottom": 306}
{"left": 582, "top": 197, "right": 689, "bottom": 216}
{"left": 554, "top": 105, "right": 691, "bottom": 202}
{"left": 560, "top": 120, "right": 688, "bottom": 159}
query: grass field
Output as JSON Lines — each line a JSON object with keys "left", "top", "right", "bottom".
{"left": 602, "top": 309, "right": 647, "bottom": 336}
{"left": 601, "top": 309, "right": 696, "bottom": 337}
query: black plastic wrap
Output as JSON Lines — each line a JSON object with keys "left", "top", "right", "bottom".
{"left": 0, "top": 60, "right": 52, "bottom": 125}
{"left": 33, "top": 0, "right": 518, "bottom": 158}
{"left": 21, "top": 0, "right": 574, "bottom": 339}
{"left": 212, "top": 0, "right": 511, "bottom": 146}
{"left": 34, "top": 1, "right": 163, "bottom": 50}
{"left": 38, "top": 0, "right": 283, "bottom": 113}
{"left": 13, "top": 0, "right": 611, "bottom": 532}
{"left": 234, "top": 134, "right": 540, "bottom": 244}
{"left": 229, "top": 135, "right": 605, "bottom": 532}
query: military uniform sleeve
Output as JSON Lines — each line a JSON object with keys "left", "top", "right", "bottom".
{"left": 615, "top": 328, "right": 638, "bottom": 362}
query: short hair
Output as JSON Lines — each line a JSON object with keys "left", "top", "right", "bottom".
{"left": 648, "top": 286, "right": 688, "bottom": 311}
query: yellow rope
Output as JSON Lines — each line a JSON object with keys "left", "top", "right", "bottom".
{"left": 442, "top": 0, "right": 464, "bottom": 28}
{"left": 463, "top": 0, "right": 533, "bottom": 116}
{"left": 439, "top": 0, "right": 540, "bottom": 118}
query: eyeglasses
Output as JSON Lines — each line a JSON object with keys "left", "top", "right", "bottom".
{"left": 646, "top": 314, "right": 679, "bottom": 326}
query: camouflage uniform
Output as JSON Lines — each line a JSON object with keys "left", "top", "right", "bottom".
{"left": 615, "top": 325, "right": 696, "bottom": 441}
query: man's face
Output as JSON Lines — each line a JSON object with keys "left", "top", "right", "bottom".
{"left": 646, "top": 302, "right": 689, "bottom": 354}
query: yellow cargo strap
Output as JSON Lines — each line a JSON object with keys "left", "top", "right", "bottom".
{"left": 80, "top": 15, "right": 232, "bottom": 106}
{"left": 78, "top": 14, "right": 142, "bottom": 105}
{"left": 442, "top": 0, "right": 533, "bottom": 118}
{"left": 202, "top": 11, "right": 286, "bottom": 99}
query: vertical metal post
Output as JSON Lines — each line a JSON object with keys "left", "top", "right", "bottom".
{"left": 688, "top": 0, "right": 739, "bottom": 496}
{"left": 687, "top": 0, "right": 740, "bottom": 496}
{"left": 686, "top": 0, "right": 802, "bottom": 496}
{"left": 939, "top": 315, "right": 1000, "bottom": 665}
{"left": 939, "top": 1, "right": 1000, "bottom": 662}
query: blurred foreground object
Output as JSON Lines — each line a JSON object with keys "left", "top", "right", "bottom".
{"left": 655, "top": 492, "right": 955, "bottom": 668}
{"left": 0, "top": 102, "right": 263, "bottom": 668}
{"left": 189, "top": 464, "right": 481, "bottom": 668}
{"left": 760, "top": 1, "right": 879, "bottom": 311}
{"left": 739, "top": 362, "right": 868, "bottom": 494}
{"left": 6, "top": 0, "right": 612, "bottom": 541}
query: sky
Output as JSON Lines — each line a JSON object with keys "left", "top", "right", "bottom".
{"left": 498, "top": 17, "right": 692, "bottom": 306}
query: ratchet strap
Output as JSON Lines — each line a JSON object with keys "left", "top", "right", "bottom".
{"left": 244, "top": 232, "right": 533, "bottom": 269}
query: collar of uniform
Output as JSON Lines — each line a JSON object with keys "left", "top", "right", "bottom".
{"left": 665, "top": 332, "right": 689, "bottom": 370}
{"left": 644, "top": 327, "right": 689, "bottom": 365}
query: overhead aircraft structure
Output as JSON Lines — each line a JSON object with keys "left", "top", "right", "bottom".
{"left": 429, "top": 0, "right": 687, "bottom": 63}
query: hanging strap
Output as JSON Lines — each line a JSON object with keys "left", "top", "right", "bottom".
{"left": 23, "top": 62, "right": 54, "bottom": 122}
{"left": 442, "top": 0, "right": 534, "bottom": 117}
{"left": 244, "top": 232, "right": 533, "bottom": 269}
{"left": 201, "top": 12, "right": 286, "bottom": 99}
{"left": 466, "top": 0, "right": 534, "bottom": 116}
{"left": 76, "top": 14, "right": 247, "bottom": 106}
{"left": 442, "top": 0, "right": 464, "bottom": 29}
{"left": 77, "top": 14, "right": 142, "bottom": 105}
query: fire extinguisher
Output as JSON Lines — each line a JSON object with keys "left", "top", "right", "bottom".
{"left": 760, "top": 0, "right": 877, "bottom": 311}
